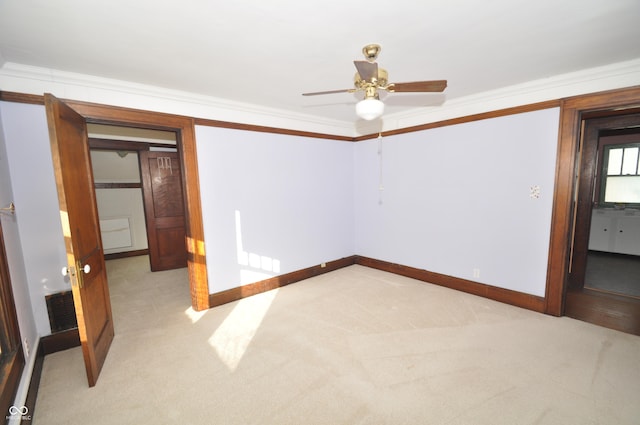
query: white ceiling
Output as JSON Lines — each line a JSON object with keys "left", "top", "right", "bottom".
{"left": 1, "top": 0, "right": 639, "bottom": 129}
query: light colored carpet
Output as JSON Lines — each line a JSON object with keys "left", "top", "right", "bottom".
{"left": 34, "top": 256, "right": 640, "bottom": 424}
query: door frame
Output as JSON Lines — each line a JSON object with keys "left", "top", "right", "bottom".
{"left": 568, "top": 113, "right": 640, "bottom": 291}
{"left": 89, "top": 138, "right": 189, "bottom": 268}
{"left": 65, "top": 100, "right": 210, "bottom": 311}
{"left": 545, "top": 85, "right": 640, "bottom": 318}
{"left": 0, "top": 220, "right": 25, "bottom": 417}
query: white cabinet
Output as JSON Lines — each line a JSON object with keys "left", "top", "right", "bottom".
{"left": 589, "top": 209, "right": 640, "bottom": 256}
{"left": 589, "top": 214, "right": 614, "bottom": 251}
{"left": 614, "top": 217, "right": 640, "bottom": 255}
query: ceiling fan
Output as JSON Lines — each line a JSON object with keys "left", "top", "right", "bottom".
{"left": 302, "top": 44, "right": 447, "bottom": 121}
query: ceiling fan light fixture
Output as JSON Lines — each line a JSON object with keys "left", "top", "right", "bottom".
{"left": 356, "top": 98, "right": 384, "bottom": 121}
{"left": 301, "top": 44, "right": 447, "bottom": 122}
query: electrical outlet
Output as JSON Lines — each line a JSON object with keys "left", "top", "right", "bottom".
{"left": 473, "top": 268, "right": 480, "bottom": 279}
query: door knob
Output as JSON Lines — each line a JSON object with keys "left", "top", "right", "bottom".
{"left": 63, "top": 264, "right": 90, "bottom": 275}
{"left": 62, "top": 262, "right": 89, "bottom": 287}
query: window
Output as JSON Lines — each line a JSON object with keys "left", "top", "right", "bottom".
{"left": 598, "top": 142, "right": 640, "bottom": 207}
{"left": 0, "top": 221, "right": 24, "bottom": 419}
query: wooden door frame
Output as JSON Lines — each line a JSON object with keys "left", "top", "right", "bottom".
{"left": 65, "top": 100, "right": 209, "bottom": 311}
{"left": 89, "top": 138, "right": 189, "bottom": 266}
{"left": 545, "top": 85, "right": 640, "bottom": 316}
{"left": 568, "top": 113, "right": 640, "bottom": 290}
{"left": 0, "top": 221, "right": 25, "bottom": 418}
{"left": 89, "top": 138, "right": 151, "bottom": 262}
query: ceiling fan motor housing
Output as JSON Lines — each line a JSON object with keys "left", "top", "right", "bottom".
{"left": 354, "top": 68, "right": 388, "bottom": 91}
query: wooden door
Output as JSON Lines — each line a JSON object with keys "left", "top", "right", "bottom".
{"left": 140, "top": 150, "right": 187, "bottom": 271}
{"left": 45, "top": 94, "right": 114, "bottom": 386}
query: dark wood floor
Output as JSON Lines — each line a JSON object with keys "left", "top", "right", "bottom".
{"left": 565, "top": 288, "right": 640, "bottom": 335}
{"left": 566, "top": 251, "right": 640, "bottom": 336}
{"left": 584, "top": 251, "right": 640, "bottom": 298}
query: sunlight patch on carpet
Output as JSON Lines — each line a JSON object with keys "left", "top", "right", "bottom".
{"left": 184, "top": 306, "right": 208, "bottom": 324}
{"left": 208, "top": 288, "right": 279, "bottom": 371}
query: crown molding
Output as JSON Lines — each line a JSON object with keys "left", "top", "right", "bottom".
{"left": 0, "top": 62, "right": 355, "bottom": 137}
{"left": 1, "top": 59, "right": 639, "bottom": 138}
{"left": 382, "top": 58, "right": 640, "bottom": 131}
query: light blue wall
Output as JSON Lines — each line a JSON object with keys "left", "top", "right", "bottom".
{"left": 0, "top": 101, "right": 52, "bottom": 411}
{"left": 0, "top": 102, "right": 66, "bottom": 336}
{"left": 0, "top": 102, "right": 562, "bottom": 343}
{"left": 354, "top": 108, "right": 560, "bottom": 297}
{"left": 195, "top": 126, "right": 355, "bottom": 293}
{"left": 0, "top": 103, "right": 357, "bottom": 334}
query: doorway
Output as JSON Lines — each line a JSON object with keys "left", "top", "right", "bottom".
{"left": 63, "top": 99, "right": 209, "bottom": 311}
{"left": 88, "top": 125, "right": 188, "bottom": 271}
{"left": 564, "top": 112, "right": 640, "bottom": 335}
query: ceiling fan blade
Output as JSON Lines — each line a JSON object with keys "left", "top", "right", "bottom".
{"left": 354, "top": 60, "right": 378, "bottom": 81}
{"left": 302, "top": 88, "right": 354, "bottom": 96}
{"left": 388, "top": 80, "right": 448, "bottom": 93}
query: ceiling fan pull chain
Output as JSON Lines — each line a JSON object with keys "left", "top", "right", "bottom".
{"left": 378, "top": 132, "right": 384, "bottom": 205}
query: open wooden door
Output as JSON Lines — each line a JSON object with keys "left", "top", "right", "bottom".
{"left": 139, "top": 150, "right": 187, "bottom": 271}
{"left": 45, "top": 94, "right": 114, "bottom": 387}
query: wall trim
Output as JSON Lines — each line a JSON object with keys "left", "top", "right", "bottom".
{"left": 209, "top": 254, "right": 545, "bottom": 313}
{"left": 355, "top": 100, "right": 561, "bottom": 140}
{"left": 40, "top": 329, "right": 80, "bottom": 355}
{"left": 2, "top": 59, "right": 639, "bottom": 137}
{"left": 22, "top": 332, "right": 79, "bottom": 423}
{"left": 0, "top": 62, "right": 354, "bottom": 137}
{"left": 0, "top": 91, "right": 43, "bottom": 105}
{"left": 0, "top": 91, "right": 355, "bottom": 142}
{"left": 3, "top": 90, "right": 561, "bottom": 142}
{"left": 355, "top": 256, "right": 546, "bottom": 313}
{"left": 194, "top": 117, "right": 354, "bottom": 142}
{"left": 103, "top": 249, "right": 149, "bottom": 261}
{"left": 381, "top": 58, "right": 640, "bottom": 133}
{"left": 21, "top": 341, "right": 44, "bottom": 424}
{"left": 209, "top": 256, "right": 357, "bottom": 307}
